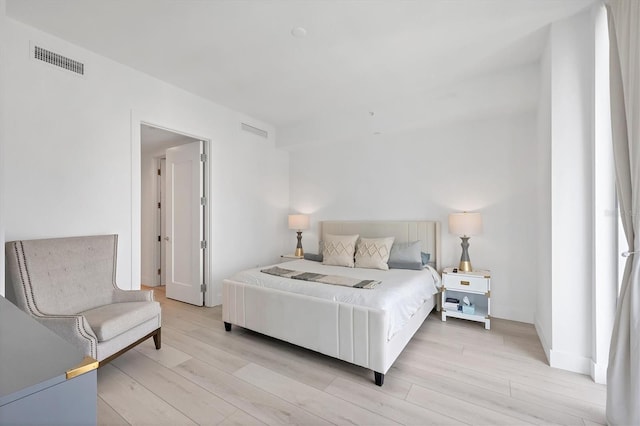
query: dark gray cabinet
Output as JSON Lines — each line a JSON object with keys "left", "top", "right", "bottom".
{"left": 0, "top": 296, "right": 98, "bottom": 425}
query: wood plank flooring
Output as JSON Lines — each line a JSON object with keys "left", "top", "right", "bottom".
{"left": 98, "top": 286, "right": 606, "bottom": 425}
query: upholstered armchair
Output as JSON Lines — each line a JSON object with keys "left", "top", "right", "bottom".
{"left": 5, "top": 234, "right": 161, "bottom": 365}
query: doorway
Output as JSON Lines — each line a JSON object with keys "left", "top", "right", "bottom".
{"left": 140, "top": 123, "right": 209, "bottom": 306}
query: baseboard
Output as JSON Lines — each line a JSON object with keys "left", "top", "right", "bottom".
{"left": 591, "top": 360, "right": 607, "bottom": 384}
{"left": 534, "top": 317, "right": 593, "bottom": 377}
{"left": 140, "top": 274, "right": 153, "bottom": 287}
{"left": 534, "top": 318, "right": 551, "bottom": 364}
{"left": 549, "top": 349, "right": 591, "bottom": 375}
{"left": 493, "top": 307, "right": 534, "bottom": 324}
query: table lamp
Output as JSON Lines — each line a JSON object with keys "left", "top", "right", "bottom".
{"left": 288, "top": 214, "right": 310, "bottom": 257}
{"left": 448, "top": 212, "right": 482, "bottom": 272}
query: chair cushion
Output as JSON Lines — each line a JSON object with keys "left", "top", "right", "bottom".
{"left": 82, "top": 301, "right": 161, "bottom": 342}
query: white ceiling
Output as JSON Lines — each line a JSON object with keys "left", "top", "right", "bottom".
{"left": 7, "top": 0, "right": 595, "bottom": 146}
{"left": 140, "top": 124, "right": 199, "bottom": 155}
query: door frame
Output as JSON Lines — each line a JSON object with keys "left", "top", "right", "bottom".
{"left": 133, "top": 119, "right": 212, "bottom": 306}
{"left": 157, "top": 156, "right": 166, "bottom": 287}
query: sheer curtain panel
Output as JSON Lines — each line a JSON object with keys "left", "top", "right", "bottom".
{"left": 606, "top": 1, "right": 640, "bottom": 424}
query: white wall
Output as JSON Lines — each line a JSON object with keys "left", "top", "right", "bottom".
{"left": 548, "top": 7, "right": 594, "bottom": 374}
{"left": 539, "top": 5, "right": 616, "bottom": 379}
{"left": 591, "top": 3, "right": 616, "bottom": 384}
{"left": 535, "top": 30, "right": 553, "bottom": 360}
{"left": 0, "top": 0, "right": 5, "bottom": 298}
{"left": 289, "top": 106, "right": 541, "bottom": 323}
{"left": 591, "top": 5, "right": 622, "bottom": 383}
{"left": 3, "top": 18, "right": 289, "bottom": 304}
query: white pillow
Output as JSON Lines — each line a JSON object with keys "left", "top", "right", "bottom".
{"left": 322, "top": 234, "right": 359, "bottom": 267}
{"left": 355, "top": 237, "right": 395, "bottom": 270}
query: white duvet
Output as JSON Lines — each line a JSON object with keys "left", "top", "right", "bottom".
{"left": 229, "top": 259, "right": 441, "bottom": 339}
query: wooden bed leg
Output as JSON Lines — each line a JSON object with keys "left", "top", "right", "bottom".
{"left": 153, "top": 328, "right": 161, "bottom": 350}
{"left": 374, "top": 371, "right": 384, "bottom": 386}
{"left": 224, "top": 322, "right": 232, "bottom": 332}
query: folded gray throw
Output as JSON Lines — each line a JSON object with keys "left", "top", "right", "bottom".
{"left": 261, "top": 266, "right": 380, "bottom": 289}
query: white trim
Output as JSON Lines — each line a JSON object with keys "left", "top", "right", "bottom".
{"left": 156, "top": 156, "right": 163, "bottom": 287}
{"left": 590, "top": 0, "right": 616, "bottom": 390}
{"left": 591, "top": 359, "right": 608, "bottom": 384}
{"left": 549, "top": 348, "right": 591, "bottom": 375}
{"left": 534, "top": 317, "right": 551, "bottom": 364}
{"left": 203, "top": 140, "right": 214, "bottom": 307}
{"left": 536, "top": 315, "right": 592, "bottom": 376}
{"left": 494, "top": 307, "right": 533, "bottom": 324}
{"left": 131, "top": 112, "right": 214, "bottom": 306}
{"left": 130, "top": 110, "right": 140, "bottom": 290}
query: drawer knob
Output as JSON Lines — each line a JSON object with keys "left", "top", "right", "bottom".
{"left": 460, "top": 280, "right": 470, "bottom": 286}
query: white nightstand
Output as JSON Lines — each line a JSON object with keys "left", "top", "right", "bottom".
{"left": 441, "top": 267, "right": 491, "bottom": 330}
{"left": 280, "top": 254, "right": 303, "bottom": 262}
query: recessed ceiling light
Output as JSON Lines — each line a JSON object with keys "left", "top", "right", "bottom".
{"left": 291, "top": 27, "right": 307, "bottom": 38}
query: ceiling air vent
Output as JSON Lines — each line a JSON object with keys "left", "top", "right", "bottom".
{"left": 241, "top": 123, "right": 268, "bottom": 139}
{"left": 34, "top": 45, "right": 84, "bottom": 75}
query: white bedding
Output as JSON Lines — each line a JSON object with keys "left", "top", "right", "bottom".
{"left": 229, "top": 259, "right": 441, "bottom": 340}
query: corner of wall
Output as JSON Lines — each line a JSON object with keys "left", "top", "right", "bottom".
{"left": 548, "top": 6, "right": 598, "bottom": 374}
{"left": 534, "top": 316, "right": 551, "bottom": 363}
{"left": 591, "top": 360, "right": 607, "bottom": 384}
{"left": 0, "top": 0, "right": 6, "bottom": 298}
{"left": 549, "top": 348, "right": 591, "bottom": 375}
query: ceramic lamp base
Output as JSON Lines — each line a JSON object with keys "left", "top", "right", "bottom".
{"left": 458, "top": 236, "right": 473, "bottom": 272}
{"left": 458, "top": 260, "right": 472, "bottom": 272}
{"left": 294, "top": 231, "right": 304, "bottom": 257}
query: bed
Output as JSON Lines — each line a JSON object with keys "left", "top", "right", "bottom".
{"left": 222, "top": 220, "right": 441, "bottom": 386}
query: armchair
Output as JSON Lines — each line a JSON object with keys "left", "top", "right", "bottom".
{"left": 5, "top": 234, "right": 161, "bottom": 365}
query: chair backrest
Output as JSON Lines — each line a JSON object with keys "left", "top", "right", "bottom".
{"left": 5, "top": 235, "right": 119, "bottom": 315}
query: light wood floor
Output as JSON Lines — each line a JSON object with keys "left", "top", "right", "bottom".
{"left": 98, "top": 286, "right": 607, "bottom": 425}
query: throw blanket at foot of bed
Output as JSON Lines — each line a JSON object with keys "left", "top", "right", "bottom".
{"left": 260, "top": 266, "right": 380, "bottom": 289}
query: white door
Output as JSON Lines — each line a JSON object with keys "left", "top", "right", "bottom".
{"left": 165, "top": 141, "right": 204, "bottom": 305}
{"left": 159, "top": 158, "right": 166, "bottom": 286}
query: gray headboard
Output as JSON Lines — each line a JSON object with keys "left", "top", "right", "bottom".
{"left": 319, "top": 220, "right": 441, "bottom": 271}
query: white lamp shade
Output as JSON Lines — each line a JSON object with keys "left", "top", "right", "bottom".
{"left": 448, "top": 212, "right": 482, "bottom": 237}
{"left": 288, "top": 214, "right": 310, "bottom": 230}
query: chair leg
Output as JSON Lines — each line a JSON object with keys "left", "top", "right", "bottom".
{"left": 153, "top": 328, "right": 161, "bottom": 350}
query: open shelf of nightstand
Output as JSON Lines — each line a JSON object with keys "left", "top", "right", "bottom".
{"left": 441, "top": 267, "right": 491, "bottom": 330}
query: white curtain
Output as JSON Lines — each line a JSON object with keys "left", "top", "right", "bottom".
{"left": 606, "top": 1, "right": 640, "bottom": 424}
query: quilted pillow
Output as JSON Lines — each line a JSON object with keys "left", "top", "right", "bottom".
{"left": 322, "top": 234, "right": 359, "bottom": 267}
{"left": 355, "top": 237, "right": 395, "bottom": 270}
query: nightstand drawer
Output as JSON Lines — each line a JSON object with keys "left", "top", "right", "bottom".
{"left": 443, "top": 273, "right": 489, "bottom": 293}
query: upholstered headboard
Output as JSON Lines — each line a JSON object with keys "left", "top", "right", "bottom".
{"left": 319, "top": 221, "right": 441, "bottom": 271}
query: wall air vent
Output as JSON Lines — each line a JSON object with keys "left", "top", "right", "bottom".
{"left": 241, "top": 122, "right": 268, "bottom": 139}
{"left": 34, "top": 45, "right": 85, "bottom": 75}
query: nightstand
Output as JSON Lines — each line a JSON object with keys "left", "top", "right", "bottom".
{"left": 441, "top": 267, "right": 491, "bottom": 330}
{"left": 280, "top": 254, "right": 303, "bottom": 262}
